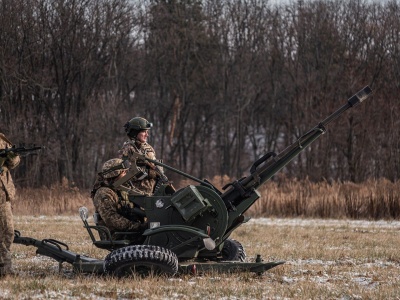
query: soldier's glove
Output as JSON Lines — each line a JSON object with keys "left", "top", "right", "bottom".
{"left": 146, "top": 167, "right": 158, "bottom": 179}
{"left": 0, "top": 156, "right": 7, "bottom": 168}
{"left": 139, "top": 222, "right": 149, "bottom": 232}
{"left": 7, "top": 151, "right": 17, "bottom": 160}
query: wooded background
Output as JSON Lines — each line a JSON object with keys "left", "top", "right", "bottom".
{"left": 1, "top": 0, "right": 399, "bottom": 189}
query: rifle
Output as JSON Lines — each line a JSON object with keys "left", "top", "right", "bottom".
{"left": 0, "top": 145, "right": 42, "bottom": 157}
{"left": 128, "top": 153, "right": 174, "bottom": 193}
{"left": 136, "top": 158, "right": 163, "bottom": 177}
{"left": 0, "top": 145, "right": 42, "bottom": 174}
{"left": 151, "top": 160, "right": 170, "bottom": 192}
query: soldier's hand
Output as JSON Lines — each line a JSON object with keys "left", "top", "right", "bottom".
{"left": 7, "top": 151, "right": 17, "bottom": 160}
{"left": 147, "top": 168, "right": 158, "bottom": 179}
{"left": 139, "top": 222, "right": 149, "bottom": 232}
{"left": 0, "top": 156, "right": 7, "bottom": 167}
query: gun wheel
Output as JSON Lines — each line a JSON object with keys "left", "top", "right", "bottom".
{"left": 221, "top": 239, "right": 246, "bottom": 262}
{"left": 103, "top": 245, "right": 178, "bottom": 277}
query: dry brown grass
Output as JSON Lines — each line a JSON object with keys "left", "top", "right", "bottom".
{"left": 13, "top": 177, "right": 94, "bottom": 216}
{"left": 3, "top": 215, "right": 400, "bottom": 299}
{"left": 248, "top": 178, "right": 400, "bottom": 220}
{"left": 16, "top": 177, "right": 399, "bottom": 220}
{"left": 5, "top": 178, "right": 399, "bottom": 298}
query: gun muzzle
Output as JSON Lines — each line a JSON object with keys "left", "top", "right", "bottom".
{"left": 348, "top": 86, "right": 372, "bottom": 106}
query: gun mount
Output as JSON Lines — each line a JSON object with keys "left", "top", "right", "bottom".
{"left": 14, "top": 86, "right": 372, "bottom": 277}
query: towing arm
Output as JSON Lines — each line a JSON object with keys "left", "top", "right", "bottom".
{"left": 13, "top": 230, "right": 103, "bottom": 273}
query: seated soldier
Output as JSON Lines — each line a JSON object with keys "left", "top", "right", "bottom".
{"left": 91, "top": 158, "right": 148, "bottom": 242}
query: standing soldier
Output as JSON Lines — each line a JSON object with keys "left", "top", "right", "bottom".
{"left": 0, "top": 132, "right": 20, "bottom": 277}
{"left": 119, "top": 117, "right": 162, "bottom": 195}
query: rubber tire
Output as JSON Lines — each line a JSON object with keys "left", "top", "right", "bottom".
{"left": 221, "top": 239, "right": 246, "bottom": 262}
{"left": 104, "top": 245, "right": 178, "bottom": 277}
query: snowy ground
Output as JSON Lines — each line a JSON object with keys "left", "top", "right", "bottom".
{"left": 248, "top": 217, "right": 400, "bottom": 229}
{"left": 3, "top": 216, "right": 399, "bottom": 299}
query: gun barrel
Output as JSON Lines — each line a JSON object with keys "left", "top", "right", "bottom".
{"left": 0, "top": 145, "right": 42, "bottom": 157}
{"left": 352, "top": 86, "right": 372, "bottom": 103}
{"left": 320, "top": 86, "right": 372, "bottom": 128}
{"left": 222, "top": 86, "right": 373, "bottom": 209}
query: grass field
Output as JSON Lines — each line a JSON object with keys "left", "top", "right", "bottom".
{"left": 3, "top": 178, "right": 399, "bottom": 299}
{"left": 3, "top": 215, "right": 400, "bottom": 299}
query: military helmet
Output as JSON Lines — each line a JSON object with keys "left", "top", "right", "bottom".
{"left": 101, "top": 158, "right": 129, "bottom": 179}
{"left": 124, "top": 117, "right": 153, "bottom": 139}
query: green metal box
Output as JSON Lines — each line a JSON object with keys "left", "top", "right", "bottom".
{"left": 171, "top": 185, "right": 209, "bottom": 222}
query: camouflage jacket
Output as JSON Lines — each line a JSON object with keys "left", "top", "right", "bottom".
{"left": 0, "top": 134, "right": 20, "bottom": 204}
{"left": 119, "top": 139, "right": 158, "bottom": 195}
{"left": 92, "top": 186, "right": 143, "bottom": 235}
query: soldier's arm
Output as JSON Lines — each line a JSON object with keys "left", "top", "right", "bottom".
{"left": 143, "top": 144, "right": 162, "bottom": 179}
{"left": 5, "top": 152, "right": 20, "bottom": 169}
{"left": 94, "top": 189, "right": 141, "bottom": 232}
{"left": 0, "top": 140, "right": 21, "bottom": 170}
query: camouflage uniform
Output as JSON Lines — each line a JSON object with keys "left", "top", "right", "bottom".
{"left": 119, "top": 140, "right": 158, "bottom": 195}
{"left": 0, "top": 133, "right": 20, "bottom": 276}
{"left": 92, "top": 158, "right": 146, "bottom": 242}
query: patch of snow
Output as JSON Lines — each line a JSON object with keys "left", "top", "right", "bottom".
{"left": 0, "top": 289, "right": 11, "bottom": 298}
{"left": 281, "top": 276, "right": 296, "bottom": 283}
{"left": 248, "top": 218, "right": 400, "bottom": 229}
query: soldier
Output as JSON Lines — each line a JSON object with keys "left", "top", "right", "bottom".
{"left": 0, "top": 132, "right": 20, "bottom": 277}
{"left": 91, "top": 158, "right": 148, "bottom": 242}
{"left": 119, "top": 117, "right": 162, "bottom": 195}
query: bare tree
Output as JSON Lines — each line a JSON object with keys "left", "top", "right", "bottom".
{"left": 1, "top": 0, "right": 400, "bottom": 189}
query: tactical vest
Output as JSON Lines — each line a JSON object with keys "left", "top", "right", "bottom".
{"left": 91, "top": 178, "right": 142, "bottom": 223}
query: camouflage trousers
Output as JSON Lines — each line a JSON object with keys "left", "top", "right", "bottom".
{"left": 0, "top": 201, "right": 14, "bottom": 275}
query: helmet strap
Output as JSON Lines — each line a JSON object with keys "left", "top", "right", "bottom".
{"left": 128, "top": 129, "right": 141, "bottom": 139}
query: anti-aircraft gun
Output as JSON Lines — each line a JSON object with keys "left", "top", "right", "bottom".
{"left": 14, "top": 86, "right": 373, "bottom": 277}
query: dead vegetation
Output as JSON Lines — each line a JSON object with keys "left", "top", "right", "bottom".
{"left": 249, "top": 178, "right": 400, "bottom": 220}
{"left": 4, "top": 178, "right": 400, "bottom": 299}
{"left": 4, "top": 215, "right": 400, "bottom": 299}
{"left": 13, "top": 178, "right": 400, "bottom": 220}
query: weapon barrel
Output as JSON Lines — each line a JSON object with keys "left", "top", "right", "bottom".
{"left": 0, "top": 145, "right": 42, "bottom": 157}
{"left": 146, "top": 157, "right": 215, "bottom": 188}
{"left": 222, "top": 86, "right": 373, "bottom": 208}
{"left": 243, "top": 127, "right": 324, "bottom": 189}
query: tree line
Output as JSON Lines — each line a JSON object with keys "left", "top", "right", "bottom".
{"left": 1, "top": 0, "right": 399, "bottom": 189}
